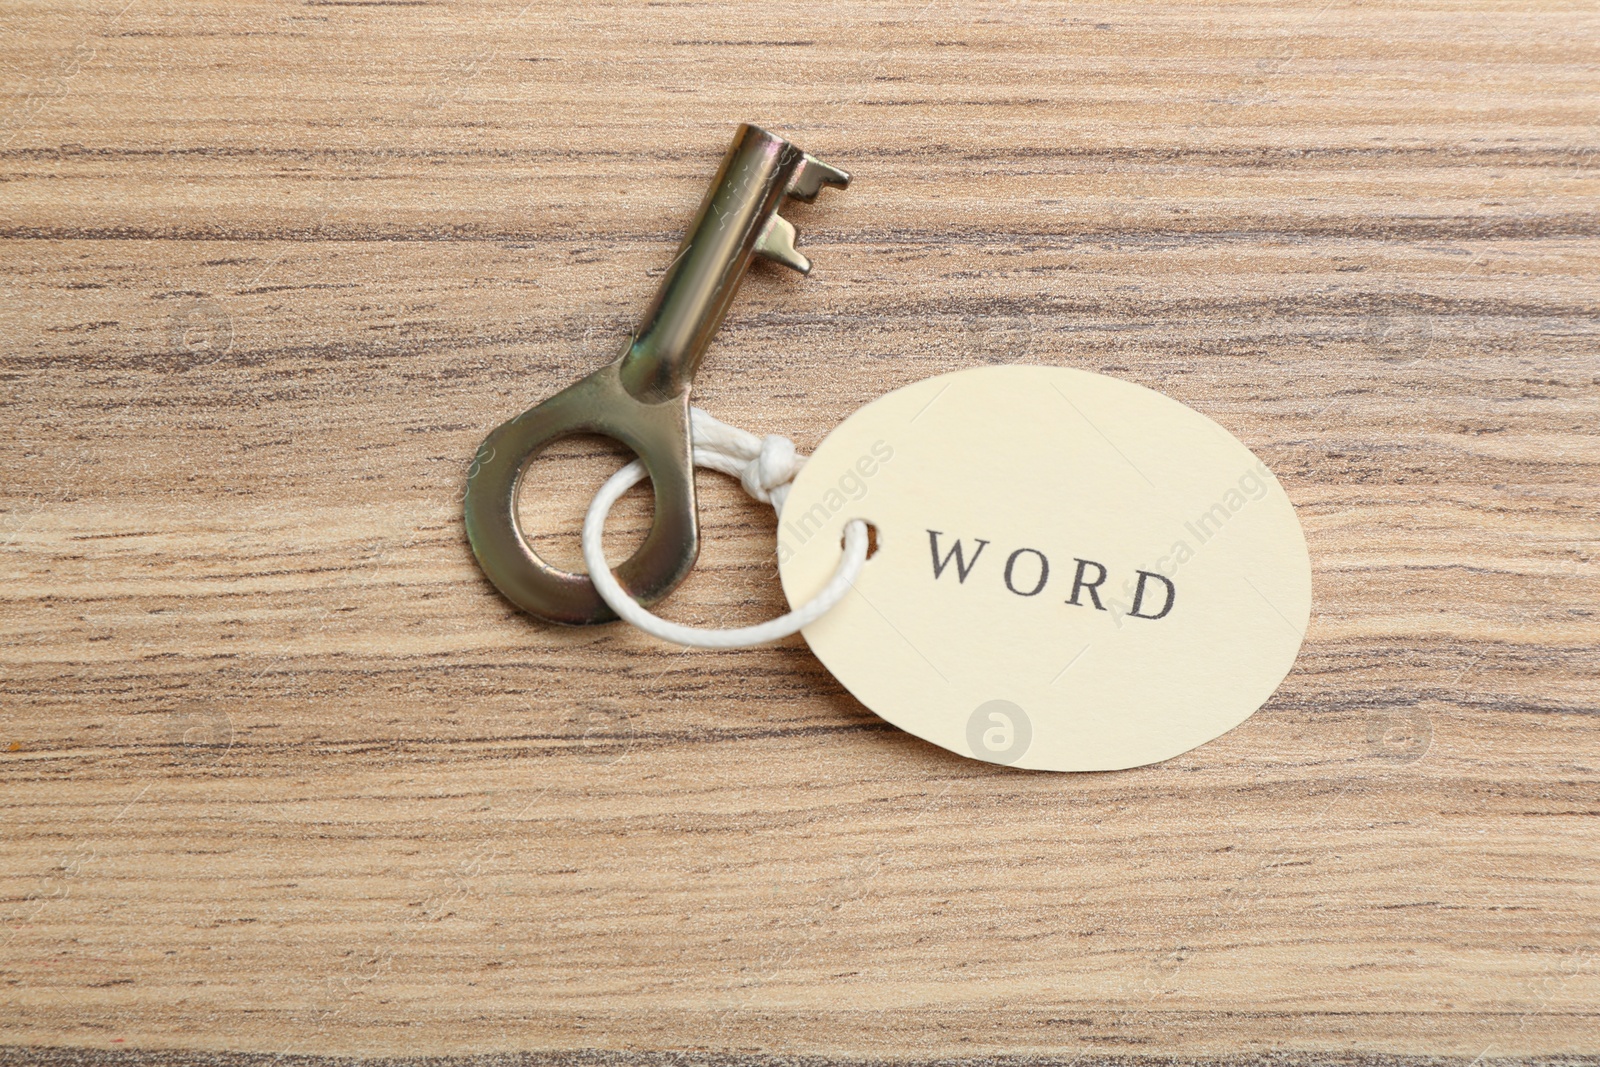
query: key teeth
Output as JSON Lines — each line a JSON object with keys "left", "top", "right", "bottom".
{"left": 754, "top": 214, "right": 811, "bottom": 275}
{"left": 786, "top": 154, "right": 851, "bottom": 202}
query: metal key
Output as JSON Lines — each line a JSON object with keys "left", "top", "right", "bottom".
{"left": 464, "top": 124, "right": 849, "bottom": 624}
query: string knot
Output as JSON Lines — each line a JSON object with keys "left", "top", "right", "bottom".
{"left": 741, "top": 434, "right": 803, "bottom": 507}
{"left": 688, "top": 407, "right": 806, "bottom": 513}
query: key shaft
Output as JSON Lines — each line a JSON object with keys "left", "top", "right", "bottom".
{"left": 618, "top": 125, "right": 848, "bottom": 402}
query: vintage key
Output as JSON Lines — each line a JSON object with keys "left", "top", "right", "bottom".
{"left": 464, "top": 124, "right": 850, "bottom": 624}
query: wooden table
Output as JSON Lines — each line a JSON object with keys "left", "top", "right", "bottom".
{"left": 3, "top": 1, "right": 1596, "bottom": 1061}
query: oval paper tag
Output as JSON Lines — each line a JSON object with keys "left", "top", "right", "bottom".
{"left": 777, "top": 365, "right": 1311, "bottom": 771}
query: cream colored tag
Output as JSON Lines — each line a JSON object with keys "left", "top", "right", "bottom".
{"left": 777, "top": 365, "right": 1311, "bottom": 772}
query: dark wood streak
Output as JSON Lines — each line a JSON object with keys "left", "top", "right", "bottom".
{"left": 6, "top": 215, "right": 1600, "bottom": 242}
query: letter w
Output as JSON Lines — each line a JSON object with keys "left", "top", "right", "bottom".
{"left": 927, "top": 530, "right": 989, "bottom": 582}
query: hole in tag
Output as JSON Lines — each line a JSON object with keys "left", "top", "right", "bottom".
{"left": 840, "top": 521, "right": 881, "bottom": 560}
{"left": 514, "top": 433, "right": 653, "bottom": 573}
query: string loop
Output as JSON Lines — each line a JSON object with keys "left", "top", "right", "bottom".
{"left": 580, "top": 408, "right": 867, "bottom": 649}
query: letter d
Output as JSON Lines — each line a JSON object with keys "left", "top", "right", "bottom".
{"left": 1128, "top": 571, "right": 1176, "bottom": 620}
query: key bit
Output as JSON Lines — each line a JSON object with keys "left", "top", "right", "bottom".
{"left": 755, "top": 213, "right": 810, "bottom": 274}
{"left": 786, "top": 154, "right": 851, "bottom": 201}
{"left": 755, "top": 154, "right": 850, "bottom": 274}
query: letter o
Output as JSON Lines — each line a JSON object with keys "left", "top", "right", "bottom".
{"left": 1003, "top": 548, "right": 1050, "bottom": 597}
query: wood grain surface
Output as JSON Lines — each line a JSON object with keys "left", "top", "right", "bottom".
{"left": 2, "top": 0, "right": 1597, "bottom": 1060}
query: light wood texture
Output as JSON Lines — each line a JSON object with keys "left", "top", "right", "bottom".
{"left": 2, "top": 0, "right": 1597, "bottom": 1060}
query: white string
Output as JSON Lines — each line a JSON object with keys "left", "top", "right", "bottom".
{"left": 581, "top": 407, "right": 869, "bottom": 649}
